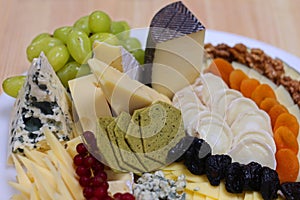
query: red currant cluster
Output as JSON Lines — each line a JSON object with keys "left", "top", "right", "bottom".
{"left": 74, "top": 143, "right": 135, "bottom": 200}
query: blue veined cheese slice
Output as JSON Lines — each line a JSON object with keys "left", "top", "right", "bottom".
{"left": 143, "top": 1, "right": 206, "bottom": 99}
{"left": 9, "top": 53, "right": 74, "bottom": 155}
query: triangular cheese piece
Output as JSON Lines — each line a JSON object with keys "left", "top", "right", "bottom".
{"left": 9, "top": 53, "right": 74, "bottom": 155}
{"left": 88, "top": 58, "right": 171, "bottom": 115}
{"left": 93, "top": 41, "right": 140, "bottom": 80}
{"left": 144, "top": 1, "right": 206, "bottom": 98}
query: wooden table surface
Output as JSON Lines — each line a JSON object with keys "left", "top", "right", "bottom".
{"left": 1, "top": 0, "right": 300, "bottom": 94}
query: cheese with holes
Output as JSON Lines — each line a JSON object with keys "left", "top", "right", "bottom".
{"left": 143, "top": 1, "right": 205, "bottom": 98}
{"left": 9, "top": 53, "right": 74, "bottom": 155}
{"left": 68, "top": 74, "right": 112, "bottom": 133}
{"left": 88, "top": 58, "right": 171, "bottom": 115}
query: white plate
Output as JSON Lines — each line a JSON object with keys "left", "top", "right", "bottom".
{"left": 1, "top": 29, "right": 300, "bottom": 199}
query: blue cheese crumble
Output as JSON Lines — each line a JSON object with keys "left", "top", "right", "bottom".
{"left": 133, "top": 171, "right": 186, "bottom": 200}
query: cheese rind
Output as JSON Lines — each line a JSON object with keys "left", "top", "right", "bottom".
{"left": 9, "top": 53, "right": 74, "bottom": 155}
{"left": 144, "top": 1, "right": 206, "bottom": 98}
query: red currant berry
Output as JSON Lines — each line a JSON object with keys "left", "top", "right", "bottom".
{"left": 76, "top": 143, "right": 88, "bottom": 155}
{"left": 113, "top": 193, "right": 122, "bottom": 200}
{"left": 83, "top": 186, "right": 94, "bottom": 198}
{"left": 79, "top": 175, "right": 91, "bottom": 187}
{"left": 95, "top": 171, "right": 107, "bottom": 182}
{"left": 103, "top": 196, "right": 114, "bottom": 200}
{"left": 88, "top": 197, "right": 99, "bottom": 200}
{"left": 92, "top": 162, "right": 105, "bottom": 173}
{"left": 73, "top": 154, "right": 84, "bottom": 166}
{"left": 121, "top": 193, "right": 135, "bottom": 200}
{"left": 101, "top": 181, "right": 109, "bottom": 191}
{"left": 93, "top": 186, "right": 108, "bottom": 198}
{"left": 84, "top": 155, "right": 96, "bottom": 168}
{"left": 76, "top": 166, "right": 91, "bottom": 177}
{"left": 91, "top": 176, "right": 103, "bottom": 187}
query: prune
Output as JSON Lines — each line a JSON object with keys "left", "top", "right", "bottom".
{"left": 281, "top": 182, "right": 300, "bottom": 200}
{"left": 260, "top": 167, "right": 280, "bottom": 200}
{"left": 166, "top": 136, "right": 194, "bottom": 163}
{"left": 205, "top": 154, "right": 232, "bottom": 186}
{"left": 243, "top": 162, "right": 263, "bottom": 191}
{"left": 225, "top": 162, "right": 245, "bottom": 193}
{"left": 184, "top": 138, "right": 211, "bottom": 175}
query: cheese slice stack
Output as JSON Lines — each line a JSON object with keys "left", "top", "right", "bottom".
{"left": 9, "top": 53, "right": 74, "bottom": 156}
{"left": 143, "top": 1, "right": 206, "bottom": 99}
{"left": 88, "top": 58, "right": 171, "bottom": 115}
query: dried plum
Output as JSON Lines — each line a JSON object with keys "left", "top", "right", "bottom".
{"left": 243, "top": 162, "right": 263, "bottom": 191}
{"left": 281, "top": 182, "right": 300, "bottom": 200}
{"left": 260, "top": 167, "right": 280, "bottom": 200}
{"left": 184, "top": 138, "right": 211, "bottom": 175}
{"left": 225, "top": 162, "right": 245, "bottom": 193}
{"left": 166, "top": 136, "right": 194, "bottom": 163}
{"left": 205, "top": 154, "right": 232, "bottom": 186}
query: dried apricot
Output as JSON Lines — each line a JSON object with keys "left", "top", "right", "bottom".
{"left": 274, "top": 126, "right": 298, "bottom": 154}
{"left": 229, "top": 69, "right": 248, "bottom": 90}
{"left": 275, "top": 148, "right": 299, "bottom": 183}
{"left": 259, "top": 98, "right": 279, "bottom": 113}
{"left": 274, "top": 113, "right": 299, "bottom": 137}
{"left": 251, "top": 84, "right": 276, "bottom": 105}
{"left": 240, "top": 78, "right": 260, "bottom": 98}
{"left": 268, "top": 104, "right": 288, "bottom": 127}
{"left": 206, "top": 58, "right": 234, "bottom": 85}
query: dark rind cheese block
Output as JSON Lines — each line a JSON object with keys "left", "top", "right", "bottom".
{"left": 140, "top": 101, "right": 185, "bottom": 162}
{"left": 125, "top": 109, "right": 163, "bottom": 171}
{"left": 96, "top": 117, "right": 122, "bottom": 171}
{"left": 114, "top": 112, "right": 147, "bottom": 173}
{"left": 143, "top": 1, "right": 206, "bottom": 98}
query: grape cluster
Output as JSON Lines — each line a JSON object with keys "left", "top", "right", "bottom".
{"left": 2, "top": 10, "right": 145, "bottom": 97}
{"left": 74, "top": 143, "right": 135, "bottom": 200}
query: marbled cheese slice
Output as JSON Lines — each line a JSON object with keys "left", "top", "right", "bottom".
{"left": 9, "top": 53, "right": 74, "bottom": 155}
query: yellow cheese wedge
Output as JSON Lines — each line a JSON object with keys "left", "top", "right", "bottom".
{"left": 68, "top": 74, "right": 112, "bottom": 133}
{"left": 88, "top": 58, "right": 171, "bottom": 115}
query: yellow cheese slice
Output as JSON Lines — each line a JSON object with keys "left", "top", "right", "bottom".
{"left": 186, "top": 182, "right": 219, "bottom": 199}
{"left": 68, "top": 74, "right": 112, "bottom": 133}
{"left": 88, "top": 58, "right": 171, "bottom": 115}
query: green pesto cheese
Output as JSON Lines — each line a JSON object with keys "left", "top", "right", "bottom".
{"left": 96, "top": 117, "right": 122, "bottom": 171}
{"left": 125, "top": 109, "right": 163, "bottom": 172}
{"left": 113, "top": 112, "right": 146, "bottom": 173}
{"left": 140, "top": 101, "right": 186, "bottom": 163}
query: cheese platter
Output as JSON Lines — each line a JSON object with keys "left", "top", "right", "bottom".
{"left": 1, "top": 1, "right": 300, "bottom": 199}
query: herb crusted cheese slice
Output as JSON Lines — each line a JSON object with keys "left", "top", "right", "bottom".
{"left": 9, "top": 53, "right": 74, "bottom": 155}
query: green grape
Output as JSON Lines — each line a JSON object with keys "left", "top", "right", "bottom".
{"left": 89, "top": 10, "right": 111, "bottom": 33}
{"left": 31, "top": 33, "right": 51, "bottom": 43}
{"left": 90, "top": 33, "right": 119, "bottom": 46}
{"left": 74, "top": 16, "right": 91, "bottom": 35}
{"left": 57, "top": 62, "right": 91, "bottom": 87}
{"left": 131, "top": 49, "right": 145, "bottom": 65}
{"left": 66, "top": 29, "right": 91, "bottom": 64}
{"left": 110, "top": 21, "right": 130, "bottom": 40}
{"left": 46, "top": 45, "right": 70, "bottom": 72}
{"left": 53, "top": 26, "right": 73, "bottom": 44}
{"left": 2, "top": 75, "right": 26, "bottom": 98}
{"left": 122, "top": 37, "right": 142, "bottom": 52}
{"left": 26, "top": 37, "right": 63, "bottom": 61}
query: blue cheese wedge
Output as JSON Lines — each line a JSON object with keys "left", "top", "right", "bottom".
{"left": 9, "top": 53, "right": 74, "bottom": 155}
{"left": 143, "top": 1, "right": 206, "bottom": 99}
